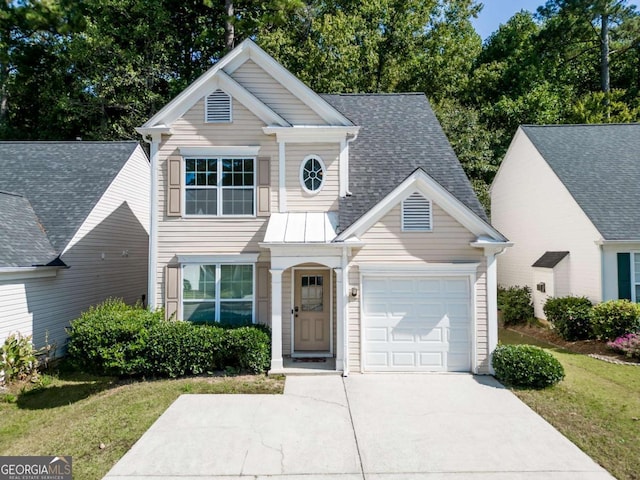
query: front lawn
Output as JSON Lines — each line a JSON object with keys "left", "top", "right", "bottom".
{"left": 500, "top": 328, "right": 640, "bottom": 480}
{"left": 0, "top": 372, "right": 284, "bottom": 480}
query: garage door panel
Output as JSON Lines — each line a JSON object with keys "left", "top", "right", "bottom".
{"left": 363, "top": 275, "right": 472, "bottom": 373}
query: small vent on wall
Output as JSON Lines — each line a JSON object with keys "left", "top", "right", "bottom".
{"left": 402, "top": 192, "right": 432, "bottom": 231}
{"left": 205, "top": 89, "right": 232, "bottom": 123}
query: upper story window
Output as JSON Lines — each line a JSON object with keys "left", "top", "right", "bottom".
{"left": 300, "top": 155, "right": 325, "bottom": 194}
{"left": 402, "top": 192, "right": 432, "bottom": 231}
{"left": 205, "top": 89, "right": 232, "bottom": 123}
{"left": 185, "top": 158, "right": 254, "bottom": 216}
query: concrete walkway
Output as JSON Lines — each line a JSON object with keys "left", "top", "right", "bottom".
{"left": 104, "top": 375, "right": 613, "bottom": 479}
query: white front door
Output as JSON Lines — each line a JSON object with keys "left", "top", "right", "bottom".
{"left": 294, "top": 269, "right": 331, "bottom": 352}
{"left": 362, "top": 276, "right": 472, "bottom": 372}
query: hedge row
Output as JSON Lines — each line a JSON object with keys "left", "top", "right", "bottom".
{"left": 66, "top": 299, "right": 270, "bottom": 377}
{"left": 544, "top": 297, "right": 640, "bottom": 341}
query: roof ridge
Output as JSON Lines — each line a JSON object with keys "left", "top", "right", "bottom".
{"left": 322, "top": 92, "right": 424, "bottom": 97}
{"left": 0, "top": 140, "right": 139, "bottom": 144}
{"left": 0, "top": 190, "right": 25, "bottom": 198}
{"left": 522, "top": 123, "right": 640, "bottom": 128}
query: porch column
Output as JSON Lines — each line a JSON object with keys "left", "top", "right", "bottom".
{"left": 270, "top": 268, "right": 284, "bottom": 372}
{"left": 335, "top": 267, "right": 344, "bottom": 371}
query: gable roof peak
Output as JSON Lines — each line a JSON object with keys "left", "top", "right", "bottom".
{"left": 141, "top": 38, "right": 353, "bottom": 129}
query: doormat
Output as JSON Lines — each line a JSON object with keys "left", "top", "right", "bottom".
{"left": 293, "top": 358, "right": 327, "bottom": 363}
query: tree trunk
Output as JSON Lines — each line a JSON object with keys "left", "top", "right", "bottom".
{"left": 600, "top": 12, "right": 610, "bottom": 93}
{"left": 224, "top": 0, "right": 234, "bottom": 53}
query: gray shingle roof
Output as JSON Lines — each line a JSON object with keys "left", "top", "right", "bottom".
{"left": 322, "top": 94, "right": 487, "bottom": 232}
{"left": 0, "top": 191, "right": 58, "bottom": 267}
{"left": 522, "top": 124, "right": 640, "bottom": 241}
{"left": 532, "top": 251, "right": 569, "bottom": 268}
{"left": 0, "top": 142, "right": 141, "bottom": 265}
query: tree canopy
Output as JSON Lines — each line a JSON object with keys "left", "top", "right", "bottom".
{"left": 2, "top": 0, "right": 639, "bottom": 209}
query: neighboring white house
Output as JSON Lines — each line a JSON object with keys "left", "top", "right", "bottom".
{"left": 137, "top": 39, "right": 510, "bottom": 375}
{"left": 491, "top": 124, "right": 640, "bottom": 319}
{"left": 0, "top": 142, "right": 150, "bottom": 352}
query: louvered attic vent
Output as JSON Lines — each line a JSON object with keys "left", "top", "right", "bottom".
{"left": 205, "top": 89, "right": 232, "bottom": 123}
{"left": 402, "top": 192, "right": 432, "bottom": 231}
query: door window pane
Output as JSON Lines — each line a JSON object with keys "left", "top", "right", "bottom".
{"left": 301, "top": 275, "right": 323, "bottom": 311}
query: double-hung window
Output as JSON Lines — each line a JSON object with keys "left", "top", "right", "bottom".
{"left": 185, "top": 157, "right": 255, "bottom": 216}
{"left": 633, "top": 253, "right": 640, "bottom": 302}
{"left": 182, "top": 263, "right": 254, "bottom": 325}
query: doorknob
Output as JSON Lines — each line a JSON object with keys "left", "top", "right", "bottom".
{"left": 294, "top": 306, "right": 299, "bottom": 312}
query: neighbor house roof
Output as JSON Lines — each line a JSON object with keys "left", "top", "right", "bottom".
{"left": 0, "top": 141, "right": 141, "bottom": 266}
{"left": 0, "top": 191, "right": 58, "bottom": 267}
{"left": 322, "top": 94, "right": 487, "bottom": 232}
{"left": 521, "top": 124, "right": 640, "bottom": 241}
{"left": 532, "top": 251, "right": 569, "bottom": 268}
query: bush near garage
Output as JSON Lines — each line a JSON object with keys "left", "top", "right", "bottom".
{"left": 589, "top": 300, "right": 640, "bottom": 341}
{"left": 543, "top": 296, "right": 594, "bottom": 341}
{"left": 492, "top": 344, "right": 565, "bottom": 389}
{"left": 66, "top": 298, "right": 271, "bottom": 377}
{"left": 498, "top": 286, "right": 534, "bottom": 325}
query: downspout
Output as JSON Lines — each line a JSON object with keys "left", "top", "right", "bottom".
{"left": 486, "top": 246, "right": 509, "bottom": 374}
{"left": 342, "top": 132, "right": 359, "bottom": 197}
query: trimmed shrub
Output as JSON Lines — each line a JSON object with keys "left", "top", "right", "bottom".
{"left": 543, "top": 296, "right": 593, "bottom": 341}
{"left": 66, "top": 298, "right": 163, "bottom": 375}
{"left": 607, "top": 333, "right": 640, "bottom": 360}
{"left": 222, "top": 327, "right": 271, "bottom": 374}
{"left": 144, "top": 322, "right": 226, "bottom": 377}
{"left": 492, "top": 344, "right": 565, "bottom": 389}
{"left": 67, "top": 299, "right": 271, "bottom": 377}
{"left": 498, "top": 286, "right": 534, "bottom": 325}
{"left": 590, "top": 300, "right": 640, "bottom": 341}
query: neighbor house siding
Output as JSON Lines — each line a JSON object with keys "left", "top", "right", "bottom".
{"left": 155, "top": 99, "right": 274, "bottom": 308}
{"left": 227, "top": 59, "right": 326, "bottom": 125}
{"left": 285, "top": 143, "right": 340, "bottom": 212}
{"left": 601, "top": 243, "right": 640, "bottom": 301}
{"left": 0, "top": 151, "right": 150, "bottom": 350}
{"left": 491, "top": 128, "right": 603, "bottom": 310}
{"left": 350, "top": 202, "right": 488, "bottom": 373}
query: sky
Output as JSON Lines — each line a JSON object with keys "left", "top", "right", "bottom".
{"left": 472, "top": 0, "right": 640, "bottom": 40}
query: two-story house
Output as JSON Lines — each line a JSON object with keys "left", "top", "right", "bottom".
{"left": 136, "top": 39, "right": 509, "bottom": 375}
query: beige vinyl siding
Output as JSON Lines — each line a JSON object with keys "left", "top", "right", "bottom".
{"left": 285, "top": 143, "right": 340, "bottom": 212}
{"left": 491, "top": 128, "right": 603, "bottom": 309}
{"left": 155, "top": 99, "right": 275, "bottom": 307}
{"left": 0, "top": 152, "right": 150, "bottom": 351}
{"left": 228, "top": 59, "right": 326, "bottom": 125}
{"left": 347, "top": 266, "right": 361, "bottom": 371}
{"left": 350, "top": 202, "right": 488, "bottom": 373}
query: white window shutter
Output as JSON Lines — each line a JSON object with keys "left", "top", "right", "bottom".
{"left": 205, "top": 89, "right": 232, "bottom": 123}
{"left": 402, "top": 192, "right": 432, "bottom": 231}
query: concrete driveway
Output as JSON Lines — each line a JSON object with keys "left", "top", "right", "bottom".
{"left": 104, "top": 375, "right": 613, "bottom": 479}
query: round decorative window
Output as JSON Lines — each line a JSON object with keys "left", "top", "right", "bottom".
{"left": 300, "top": 155, "right": 326, "bottom": 194}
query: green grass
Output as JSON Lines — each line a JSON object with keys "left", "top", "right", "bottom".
{"left": 500, "top": 328, "right": 640, "bottom": 480}
{"left": 0, "top": 371, "right": 284, "bottom": 480}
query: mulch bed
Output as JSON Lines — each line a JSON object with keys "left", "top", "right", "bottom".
{"left": 506, "top": 323, "right": 640, "bottom": 365}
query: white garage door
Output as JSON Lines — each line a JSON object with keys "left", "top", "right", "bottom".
{"left": 362, "top": 276, "right": 472, "bottom": 372}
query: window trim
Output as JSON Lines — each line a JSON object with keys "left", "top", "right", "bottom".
{"left": 181, "top": 262, "right": 255, "bottom": 324}
{"left": 204, "top": 89, "right": 232, "bottom": 123}
{"left": 183, "top": 156, "right": 256, "bottom": 218}
{"left": 299, "top": 154, "right": 326, "bottom": 195}
{"left": 631, "top": 251, "right": 640, "bottom": 302}
{"left": 401, "top": 191, "right": 433, "bottom": 232}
